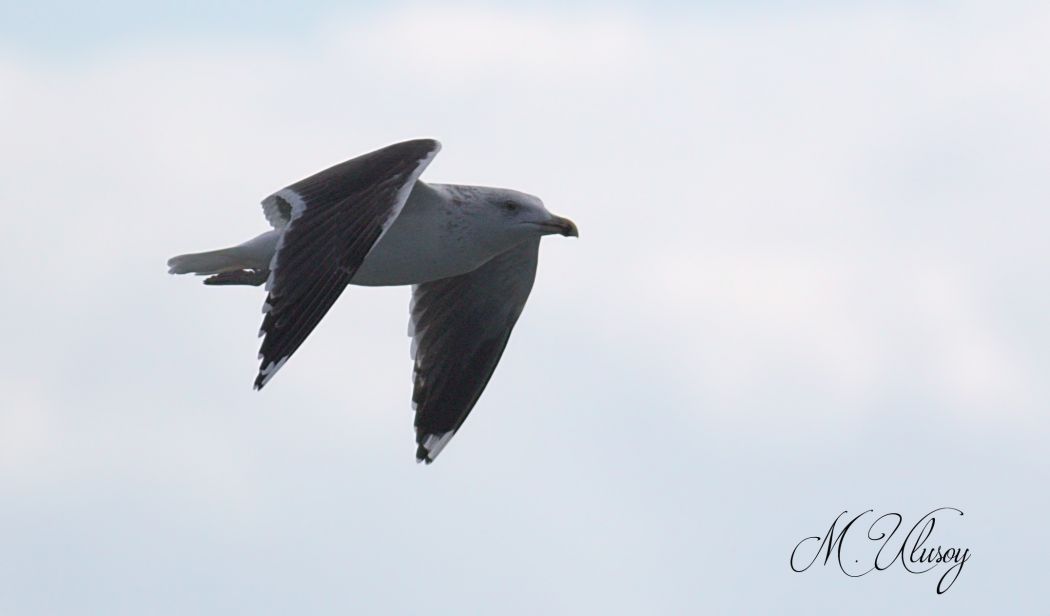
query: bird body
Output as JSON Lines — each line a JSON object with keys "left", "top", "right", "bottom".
{"left": 169, "top": 182, "right": 546, "bottom": 287}
{"left": 168, "top": 139, "right": 577, "bottom": 463}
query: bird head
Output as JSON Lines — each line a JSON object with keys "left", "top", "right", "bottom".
{"left": 484, "top": 188, "right": 579, "bottom": 241}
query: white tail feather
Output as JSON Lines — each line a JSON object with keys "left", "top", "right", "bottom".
{"left": 167, "top": 231, "right": 280, "bottom": 275}
{"left": 167, "top": 248, "right": 244, "bottom": 275}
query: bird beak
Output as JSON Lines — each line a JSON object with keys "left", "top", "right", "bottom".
{"left": 547, "top": 214, "right": 579, "bottom": 238}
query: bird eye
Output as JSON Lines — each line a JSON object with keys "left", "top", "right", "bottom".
{"left": 503, "top": 201, "right": 519, "bottom": 212}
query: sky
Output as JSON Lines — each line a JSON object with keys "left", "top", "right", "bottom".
{"left": 1, "top": 1, "right": 1048, "bottom": 614}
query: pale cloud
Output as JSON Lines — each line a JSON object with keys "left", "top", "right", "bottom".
{"left": 323, "top": 6, "right": 650, "bottom": 81}
{"left": 0, "top": 378, "right": 56, "bottom": 478}
{"left": 3, "top": 1, "right": 1047, "bottom": 426}
{"left": 2, "top": 1, "right": 1046, "bottom": 453}
{"left": 0, "top": 3, "right": 1047, "bottom": 613}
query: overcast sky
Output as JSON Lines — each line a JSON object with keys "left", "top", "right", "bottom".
{"left": 1, "top": 1, "right": 1047, "bottom": 614}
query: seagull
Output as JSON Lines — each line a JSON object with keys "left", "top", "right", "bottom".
{"left": 167, "top": 139, "right": 578, "bottom": 463}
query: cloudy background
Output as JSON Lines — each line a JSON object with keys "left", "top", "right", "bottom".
{"left": 1, "top": 1, "right": 1047, "bottom": 613}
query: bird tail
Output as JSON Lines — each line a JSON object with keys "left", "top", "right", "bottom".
{"left": 167, "top": 247, "right": 245, "bottom": 275}
{"left": 167, "top": 230, "right": 280, "bottom": 275}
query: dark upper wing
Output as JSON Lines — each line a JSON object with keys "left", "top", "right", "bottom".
{"left": 408, "top": 239, "right": 540, "bottom": 463}
{"left": 254, "top": 138, "right": 441, "bottom": 389}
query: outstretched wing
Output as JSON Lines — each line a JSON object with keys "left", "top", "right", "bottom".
{"left": 255, "top": 138, "right": 441, "bottom": 389}
{"left": 408, "top": 239, "right": 540, "bottom": 463}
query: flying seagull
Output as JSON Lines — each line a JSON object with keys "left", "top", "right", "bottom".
{"left": 167, "top": 139, "right": 577, "bottom": 463}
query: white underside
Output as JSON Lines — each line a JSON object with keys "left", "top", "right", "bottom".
{"left": 350, "top": 183, "right": 493, "bottom": 286}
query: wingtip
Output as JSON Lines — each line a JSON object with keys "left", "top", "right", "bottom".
{"left": 415, "top": 430, "right": 455, "bottom": 464}
{"left": 253, "top": 356, "right": 288, "bottom": 391}
{"left": 415, "top": 445, "right": 434, "bottom": 465}
{"left": 399, "top": 137, "right": 441, "bottom": 158}
{"left": 415, "top": 137, "right": 441, "bottom": 149}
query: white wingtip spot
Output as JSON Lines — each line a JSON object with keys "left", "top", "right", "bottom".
{"left": 422, "top": 431, "right": 455, "bottom": 461}
{"left": 257, "top": 356, "right": 288, "bottom": 388}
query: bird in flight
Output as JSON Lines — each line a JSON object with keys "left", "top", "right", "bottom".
{"left": 167, "top": 139, "right": 578, "bottom": 463}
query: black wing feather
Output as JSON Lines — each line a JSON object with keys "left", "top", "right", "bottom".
{"left": 255, "top": 138, "right": 440, "bottom": 389}
{"left": 409, "top": 239, "right": 540, "bottom": 462}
